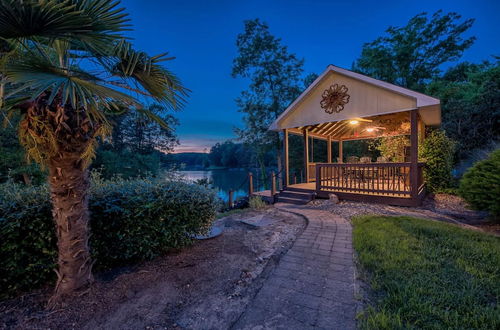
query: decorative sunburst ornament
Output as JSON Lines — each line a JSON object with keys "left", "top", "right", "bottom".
{"left": 320, "top": 84, "right": 350, "bottom": 114}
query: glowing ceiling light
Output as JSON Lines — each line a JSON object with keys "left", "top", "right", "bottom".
{"left": 366, "top": 127, "right": 375, "bottom": 132}
{"left": 349, "top": 120, "right": 359, "bottom": 125}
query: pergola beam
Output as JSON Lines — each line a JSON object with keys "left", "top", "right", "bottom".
{"left": 317, "top": 122, "right": 336, "bottom": 135}
{"left": 331, "top": 125, "right": 352, "bottom": 139}
{"left": 324, "top": 121, "right": 348, "bottom": 136}
{"left": 288, "top": 127, "right": 329, "bottom": 140}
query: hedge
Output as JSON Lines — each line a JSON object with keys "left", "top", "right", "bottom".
{"left": 419, "top": 130, "right": 456, "bottom": 192}
{"left": 459, "top": 149, "right": 500, "bottom": 220}
{"left": 0, "top": 176, "right": 219, "bottom": 299}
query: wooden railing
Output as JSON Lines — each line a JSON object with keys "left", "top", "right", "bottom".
{"left": 315, "top": 162, "right": 425, "bottom": 197}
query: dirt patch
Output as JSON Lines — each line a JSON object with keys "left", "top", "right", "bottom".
{"left": 0, "top": 208, "right": 305, "bottom": 330}
{"left": 310, "top": 193, "right": 499, "bottom": 236}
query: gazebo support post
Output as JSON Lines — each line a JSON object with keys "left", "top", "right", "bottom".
{"left": 283, "top": 129, "right": 289, "bottom": 187}
{"left": 311, "top": 136, "right": 314, "bottom": 163}
{"left": 327, "top": 135, "right": 332, "bottom": 163}
{"left": 410, "top": 110, "right": 418, "bottom": 200}
{"left": 338, "top": 140, "right": 343, "bottom": 163}
{"left": 303, "top": 128, "right": 309, "bottom": 182}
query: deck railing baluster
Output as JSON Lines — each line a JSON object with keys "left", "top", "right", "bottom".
{"left": 310, "top": 162, "right": 421, "bottom": 198}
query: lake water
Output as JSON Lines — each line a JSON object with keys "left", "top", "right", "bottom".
{"left": 180, "top": 169, "right": 265, "bottom": 202}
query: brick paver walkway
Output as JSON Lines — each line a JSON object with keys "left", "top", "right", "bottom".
{"left": 233, "top": 204, "right": 356, "bottom": 330}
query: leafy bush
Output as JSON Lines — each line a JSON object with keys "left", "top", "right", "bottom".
{"left": 0, "top": 184, "right": 55, "bottom": 297}
{"left": 371, "top": 135, "right": 410, "bottom": 162}
{"left": 459, "top": 149, "right": 500, "bottom": 220}
{"left": 419, "top": 130, "right": 456, "bottom": 192}
{"left": 0, "top": 176, "right": 218, "bottom": 299}
{"left": 248, "top": 196, "right": 266, "bottom": 210}
{"left": 433, "top": 187, "right": 460, "bottom": 195}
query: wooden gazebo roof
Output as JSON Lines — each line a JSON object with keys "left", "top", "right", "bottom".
{"left": 288, "top": 111, "right": 411, "bottom": 141}
{"left": 270, "top": 65, "right": 441, "bottom": 135}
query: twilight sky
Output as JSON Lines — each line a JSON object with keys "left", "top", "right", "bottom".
{"left": 121, "top": 0, "right": 499, "bottom": 153}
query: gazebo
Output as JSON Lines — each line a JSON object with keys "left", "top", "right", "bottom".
{"left": 264, "top": 65, "right": 440, "bottom": 206}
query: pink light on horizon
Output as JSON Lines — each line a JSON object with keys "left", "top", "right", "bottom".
{"left": 172, "top": 145, "right": 210, "bottom": 153}
{"left": 172, "top": 136, "right": 224, "bottom": 153}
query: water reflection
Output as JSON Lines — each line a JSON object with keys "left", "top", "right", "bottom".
{"left": 180, "top": 169, "right": 264, "bottom": 201}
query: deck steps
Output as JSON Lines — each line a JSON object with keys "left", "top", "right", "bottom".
{"left": 276, "top": 187, "right": 315, "bottom": 205}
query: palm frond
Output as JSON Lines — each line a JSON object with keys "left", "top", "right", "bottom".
{"left": 136, "top": 107, "right": 171, "bottom": 130}
{"left": 80, "top": 120, "right": 112, "bottom": 168}
{"left": 0, "top": 0, "right": 129, "bottom": 44}
{"left": 4, "top": 51, "right": 138, "bottom": 109}
{"left": 2, "top": 1, "right": 188, "bottom": 169}
{"left": 103, "top": 40, "right": 189, "bottom": 109}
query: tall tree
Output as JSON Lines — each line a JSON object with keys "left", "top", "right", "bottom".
{"left": 426, "top": 60, "right": 500, "bottom": 159}
{"left": 232, "top": 19, "right": 304, "bottom": 185}
{"left": 303, "top": 72, "right": 319, "bottom": 89}
{"left": 121, "top": 104, "right": 179, "bottom": 155}
{"left": 352, "top": 11, "right": 475, "bottom": 90}
{"left": 0, "top": 0, "right": 187, "bottom": 304}
{"left": 93, "top": 104, "right": 179, "bottom": 178}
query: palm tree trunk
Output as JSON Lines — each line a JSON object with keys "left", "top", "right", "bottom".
{"left": 48, "top": 152, "right": 92, "bottom": 305}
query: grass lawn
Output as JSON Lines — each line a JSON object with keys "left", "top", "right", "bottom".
{"left": 353, "top": 215, "right": 500, "bottom": 329}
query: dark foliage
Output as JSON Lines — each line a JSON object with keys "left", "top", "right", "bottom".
{"left": 232, "top": 18, "right": 304, "bottom": 183}
{"left": 91, "top": 104, "right": 179, "bottom": 179}
{"left": 419, "top": 130, "right": 456, "bottom": 192}
{"left": 459, "top": 149, "right": 500, "bottom": 219}
{"left": 0, "top": 177, "right": 218, "bottom": 299}
{"left": 209, "top": 141, "right": 250, "bottom": 168}
{"left": 426, "top": 61, "right": 500, "bottom": 160}
{"left": 353, "top": 11, "right": 475, "bottom": 91}
{"left": 166, "top": 152, "right": 210, "bottom": 169}
{"left": 0, "top": 114, "right": 46, "bottom": 184}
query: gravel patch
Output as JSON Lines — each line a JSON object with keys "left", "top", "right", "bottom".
{"left": 309, "top": 193, "right": 498, "bottom": 235}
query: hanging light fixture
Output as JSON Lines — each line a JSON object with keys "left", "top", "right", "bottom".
{"left": 363, "top": 126, "right": 386, "bottom": 133}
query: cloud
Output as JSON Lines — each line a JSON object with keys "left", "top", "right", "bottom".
{"left": 173, "top": 135, "right": 231, "bottom": 153}
{"left": 173, "top": 118, "right": 241, "bottom": 153}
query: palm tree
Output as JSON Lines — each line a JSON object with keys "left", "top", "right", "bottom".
{"left": 0, "top": 0, "right": 187, "bottom": 304}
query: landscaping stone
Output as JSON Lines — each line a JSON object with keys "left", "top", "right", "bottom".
{"left": 239, "top": 214, "right": 281, "bottom": 227}
{"left": 193, "top": 226, "right": 223, "bottom": 240}
{"left": 329, "top": 193, "right": 340, "bottom": 204}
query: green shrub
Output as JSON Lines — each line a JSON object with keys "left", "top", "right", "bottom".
{"left": 0, "top": 176, "right": 218, "bottom": 299}
{"left": 0, "top": 184, "right": 56, "bottom": 298}
{"left": 459, "top": 149, "right": 500, "bottom": 220}
{"left": 371, "top": 135, "right": 410, "bottom": 162}
{"left": 433, "top": 187, "right": 460, "bottom": 195}
{"left": 419, "top": 130, "right": 456, "bottom": 192}
{"left": 248, "top": 196, "right": 266, "bottom": 210}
